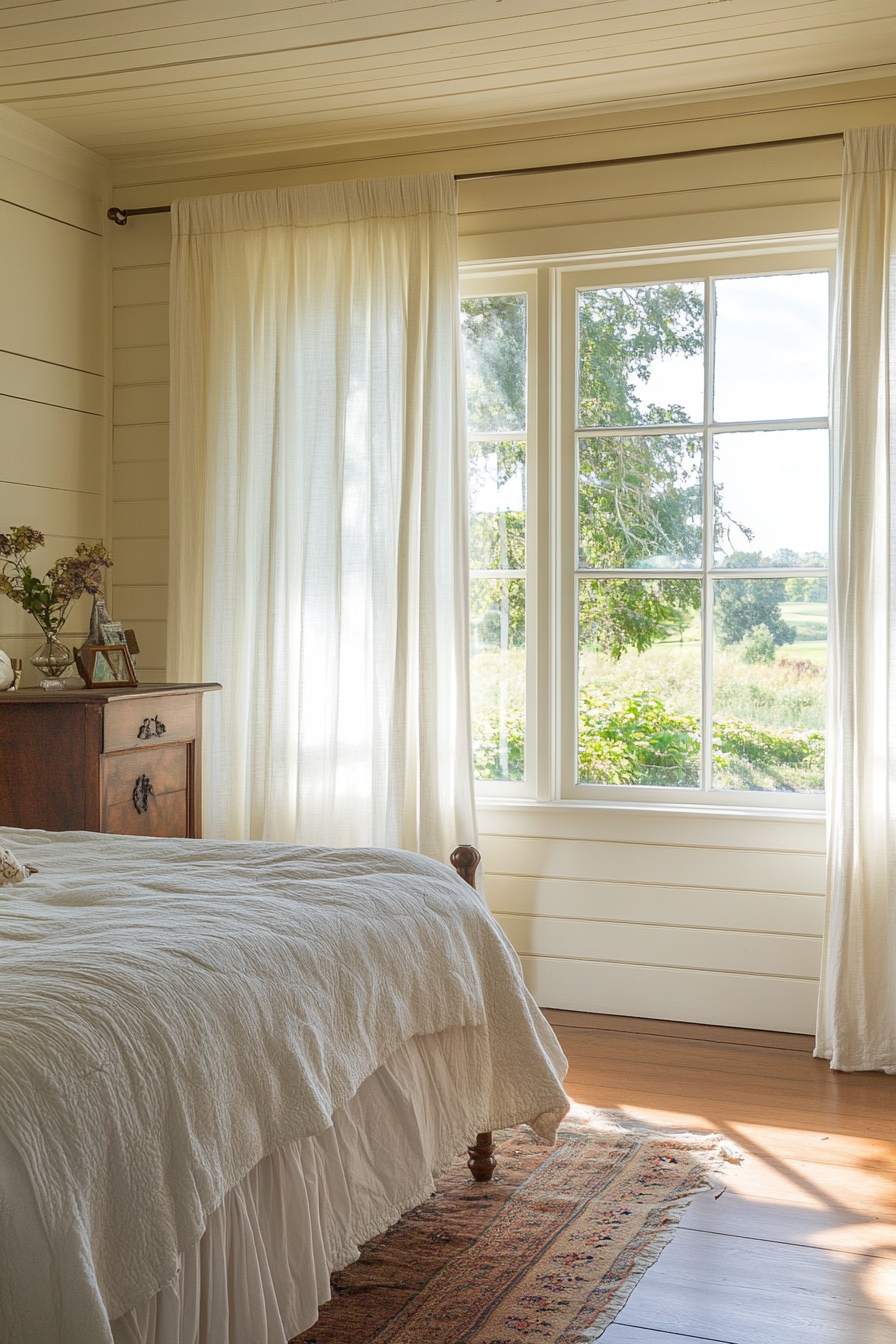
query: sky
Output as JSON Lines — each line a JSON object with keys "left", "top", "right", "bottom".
{"left": 466, "top": 270, "right": 832, "bottom": 561}
{"left": 630, "top": 271, "right": 830, "bottom": 563}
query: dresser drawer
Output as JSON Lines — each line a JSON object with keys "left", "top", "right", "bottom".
{"left": 103, "top": 744, "right": 189, "bottom": 838}
{"left": 104, "top": 694, "right": 197, "bottom": 754}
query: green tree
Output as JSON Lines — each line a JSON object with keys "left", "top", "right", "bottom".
{"left": 579, "top": 577, "right": 699, "bottom": 661}
{"left": 461, "top": 296, "right": 526, "bottom": 432}
{"left": 577, "top": 284, "right": 703, "bottom": 427}
{"left": 470, "top": 578, "right": 525, "bottom": 650}
{"left": 578, "top": 433, "right": 702, "bottom": 569}
{"left": 469, "top": 439, "right": 526, "bottom": 571}
{"left": 575, "top": 284, "right": 706, "bottom": 658}
{"left": 715, "top": 576, "right": 796, "bottom": 648}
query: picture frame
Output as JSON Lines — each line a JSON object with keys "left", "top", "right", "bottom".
{"left": 100, "top": 620, "right": 127, "bottom": 647}
{"left": 82, "top": 643, "right": 138, "bottom": 689}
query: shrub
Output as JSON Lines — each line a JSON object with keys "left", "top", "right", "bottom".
{"left": 738, "top": 623, "right": 776, "bottom": 664}
{"left": 578, "top": 690, "right": 700, "bottom": 786}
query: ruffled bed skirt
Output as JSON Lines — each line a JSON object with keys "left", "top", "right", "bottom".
{"left": 110, "top": 1026, "right": 486, "bottom": 1344}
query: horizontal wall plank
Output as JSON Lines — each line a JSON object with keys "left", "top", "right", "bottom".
{"left": 111, "top": 537, "right": 168, "bottom": 586}
{"left": 113, "top": 423, "right": 168, "bottom": 463}
{"left": 0, "top": 349, "right": 103, "bottom": 417}
{"left": 113, "top": 303, "right": 169, "bottom": 349}
{"left": 460, "top": 137, "right": 845, "bottom": 215}
{"left": 485, "top": 874, "right": 825, "bottom": 937}
{"left": 0, "top": 396, "right": 104, "bottom": 494}
{"left": 124, "top": 620, "right": 166, "bottom": 671}
{"left": 497, "top": 913, "right": 821, "bottom": 979}
{"left": 460, "top": 201, "right": 843, "bottom": 266}
{"left": 133, "top": 668, "right": 167, "bottom": 685}
{"left": 0, "top": 200, "right": 104, "bottom": 373}
{"left": 113, "top": 345, "right": 169, "bottom": 385}
{"left": 520, "top": 955, "right": 819, "bottom": 1033}
{"left": 112, "top": 264, "right": 169, "bottom": 307}
{"left": 110, "top": 214, "right": 171, "bottom": 268}
{"left": 111, "top": 585, "right": 168, "bottom": 622}
{"left": 0, "top": 484, "right": 103, "bottom": 540}
{"left": 113, "top": 459, "right": 168, "bottom": 501}
{"left": 112, "top": 499, "right": 168, "bottom": 539}
{"left": 477, "top": 803, "right": 825, "bottom": 852}
{"left": 113, "top": 382, "right": 169, "bottom": 425}
{"left": 479, "top": 834, "right": 825, "bottom": 896}
{"left": 0, "top": 106, "right": 106, "bottom": 228}
{"left": 0, "top": 149, "right": 104, "bottom": 235}
{"left": 462, "top": 176, "right": 840, "bottom": 241}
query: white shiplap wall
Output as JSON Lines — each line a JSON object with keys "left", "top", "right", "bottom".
{"left": 110, "top": 219, "right": 169, "bottom": 684}
{"left": 0, "top": 106, "right": 108, "bottom": 686}
{"left": 478, "top": 804, "right": 825, "bottom": 1033}
{"left": 106, "top": 78, "right": 867, "bottom": 1032}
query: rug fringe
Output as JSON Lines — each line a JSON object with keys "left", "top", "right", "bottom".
{"left": 560, "top": 1106, "right": 744, "bottom": 1340}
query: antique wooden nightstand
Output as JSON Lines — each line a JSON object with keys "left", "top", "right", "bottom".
{"left": 0, "top": 682, "right": 221, "bottom": 837}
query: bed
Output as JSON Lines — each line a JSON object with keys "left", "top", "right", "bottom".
{"left": 0, "top": 826, "right": 568, "bottom": 1344}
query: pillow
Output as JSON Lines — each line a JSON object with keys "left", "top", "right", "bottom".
{"left": 0, "top": 845, "right": 37, "bottom": 885}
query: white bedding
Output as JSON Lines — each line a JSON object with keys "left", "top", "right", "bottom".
{"left": 0, "top": 828, "right": 568, "bottom": 1344}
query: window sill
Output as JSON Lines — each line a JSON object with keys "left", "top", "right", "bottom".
{"left": 474, "top": 795, "right": 826, "bottom": 824}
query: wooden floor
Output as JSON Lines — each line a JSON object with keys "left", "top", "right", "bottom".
{"left": 543, "top": 1009, "right": 896, "bottom": 1344}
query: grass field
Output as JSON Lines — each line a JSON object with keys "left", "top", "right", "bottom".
{"left": 470, "top": 600, "right": 827, "bottom": 791}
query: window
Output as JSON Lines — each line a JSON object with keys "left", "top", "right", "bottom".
{"left": 461, "top": 280, "right": 534, "bottom": 790}
{"left": 461, "top": 248, "right": 832, "bottom": 807}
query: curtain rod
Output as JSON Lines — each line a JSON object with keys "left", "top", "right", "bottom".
{"left": 106, "top": 130, "right": 843, "bottom": 225}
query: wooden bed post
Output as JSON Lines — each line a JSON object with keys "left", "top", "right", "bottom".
{"left": 450, "top": 845, "right": 497, "bottom": 1183}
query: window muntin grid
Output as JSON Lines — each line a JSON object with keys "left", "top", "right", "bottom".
{"left": 573, "top": 271, "right": 830, "bottom": 795}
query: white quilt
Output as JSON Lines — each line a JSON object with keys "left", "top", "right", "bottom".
{"left": 0, "top": 828, "right": 567, "bottom": 1342}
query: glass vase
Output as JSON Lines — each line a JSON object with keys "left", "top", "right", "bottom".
{"left": 30, "top": 631, "right": 73, "bottom": 685}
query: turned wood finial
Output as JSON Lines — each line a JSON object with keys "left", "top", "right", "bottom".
{"left": 449, "top": 846, "right": 494, "bottom": 1182}
{"left": 467, "top": 1131, "right": 497, "bottom": 1182}
{"left": 449, "top": 845, "right": 481, "bottom": 889}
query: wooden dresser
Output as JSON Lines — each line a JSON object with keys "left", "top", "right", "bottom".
{"left": 0, "top": 683, "right": 220, "bottom": 837}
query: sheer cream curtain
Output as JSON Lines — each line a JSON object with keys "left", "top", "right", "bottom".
{"left": 168, "top": 174, "right": 477, "bottom": 859}
{"left": 816, "top": 126, "right": 896, "bottom": 1072}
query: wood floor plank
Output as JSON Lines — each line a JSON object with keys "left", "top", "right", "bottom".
{"left": 679, "top": 1187, "right": 896, "bottom": 1258}
{"left": 559, "top": 1032, "right": 888, "bottom": 1089}
{"left": 545, "top": 1007, "right": 816, "bottom": 1052}
{"left": 549, "top": 1009, "right": 896, "bottom": 1343}
{"left": 616, "top": 1230, "right": 896, "bottom": 1342}
{"left": 565, "top": 1079, "right": 896, "bottom": 1141}
{"left": 601, "top": 1329, "right": 727, "bottom": 1344}
{"left": 561, "top": 1051, "right": 895, "bottom": 1111}
{"left": 617, "top": 1280, "right": 896, "bottom": 1343}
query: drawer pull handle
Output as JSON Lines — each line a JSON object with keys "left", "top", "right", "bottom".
{"left": 133, "top": 775, "right": 154, "bottom": 814}
{"left": 137, "top": 715, "right": 166, "bottom": 740}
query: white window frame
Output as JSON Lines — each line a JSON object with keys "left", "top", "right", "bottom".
{"left": 462, "top": 234, "right": 836, "bottom": 815}
{"left": 462, "top": 269, "right": 540, "bottom": 798}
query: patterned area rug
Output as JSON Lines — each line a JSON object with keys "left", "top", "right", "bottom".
{"left": 293, "top": 1104, "right": 739, "bottom": 1343}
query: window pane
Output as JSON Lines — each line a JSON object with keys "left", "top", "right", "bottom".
{"left": 471, "top": 578, "right": 525, "bottom": 781}
{"left": 712, "top": 578, "right": 826, "bottom": 792}
{"left": 577, "top": 282, "right": 704, "bottom": 428}
{"left": 470, "top": 439, "right": 526, "bottom": 570}
{"left": 578, "top": 433, "right": 702, "bottom": 569}
{"left": 578, "top": 578, "right": 701, "bottom": 786}
{"left": 714, "top": 273, "right": 829, "bottom": 422}
{"left": 461, "top": 295, "right": 527, "bottom": 433}
{"left": 714, "top": 430, "right": 828, "bottom": 567}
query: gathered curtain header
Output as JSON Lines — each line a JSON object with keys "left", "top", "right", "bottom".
{"left": 842, "top": 124, "right": 896, "bottom": 175}
{"left": 171, "top": 172, "right": 457, "bottom": 236}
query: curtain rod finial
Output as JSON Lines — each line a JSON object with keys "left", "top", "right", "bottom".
{"left": 107, "top": 206, "right": 128, "bottom": 226}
